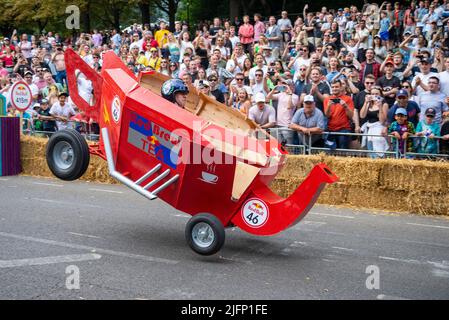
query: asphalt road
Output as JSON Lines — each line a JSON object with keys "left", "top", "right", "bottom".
{"left": 0, "top": 175, "right": 448, "bottom": 300}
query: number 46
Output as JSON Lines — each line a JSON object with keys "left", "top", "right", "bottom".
{"left": 246, "top": 213, "right": 259, "bottom": 225}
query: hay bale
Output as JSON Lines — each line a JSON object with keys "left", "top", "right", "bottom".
{"left": 346, "top": 186, "right": 409, "bottom": 212}
{"left": 277, "top": 155, "right": 322, "bottom": 180}
{"left": 379, "top": 160, "right": 449, "bottom": 193}
{"left": 406, "top": 191, "right": 449, "bottom": 216}
{"left": 316, "top": 183, "right": 348, "bottom": 205}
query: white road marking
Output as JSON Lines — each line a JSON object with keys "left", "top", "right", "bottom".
{"left": 0, "top": 231, "right": 179, "bottom": 265}
{"left": 0, "top": 178, "right": 10, "bottom": 181}
{"left": 0, "top": 253, "right": 101, "bottom": 268}
{"left": 377, "top": 294, "right": 409, "bottom": 300}
{"left": 68, "top": 232, "right": 103, "bottom": 239}
{"left": 379, "top": 256, "right": 421, "bottom": 264}
{"left": 310, "top": 212, "right": 355, "bottom": 219}
{"left": 407, "top": 222, "right": 449, "bottom": 230}
{"left": 32, "top": 182, "right": 64, "bottom": 187}
{"left": 31, "top": 197, "right": 103, "bottom": 209}
{"left": 332, "top": 246, "right": 354, "bottom": 252}
{"left": 303, "top": 221, "right": 327, "bottom": 226}
{"left": 432, "top": 269, "right": 449, "bottom": 278}
{"left": 173, "top": 214, "right": 189, "bottom": 218}
{"left": 89, "top": 188, "right": 123, "bottom": 194}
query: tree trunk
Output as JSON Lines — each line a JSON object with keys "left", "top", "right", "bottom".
{"left": 230, "top": 0, "right": 240, "bottom": 21}
{"left": 168, "top": 0, "right": 176, "bottom": 32}
{"left": 113, "top": 6, "right": 120, "bottom": 30}
{"left": 82, "top": 1, "right": 91, "bottom": 33}
{"left": 138, "top": 1, "right": 150, "bottom": 25}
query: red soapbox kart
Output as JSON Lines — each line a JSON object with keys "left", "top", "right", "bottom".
{"left": 45, "top": 49, "right": 338, "bottom": 255}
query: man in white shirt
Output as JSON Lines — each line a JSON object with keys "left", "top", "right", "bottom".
{"left": 226, "top": 44, "right": 247, "bottom": 76}
{"left": 249, "top": 53, "right": 268, "bottom": 85}
{"left": 266, "top": 79, "right": 299, "bottom": 144}
{"left": 412, "top": 58, "right": 439, "bottom": 97}
{"left": 248, "top": 92, "right": 276, "bottom": 129}
{"left": 49, "top": 92, "right": 76, "bottom": 130}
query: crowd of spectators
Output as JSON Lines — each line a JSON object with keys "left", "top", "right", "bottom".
{"left": 2, "top": 1, "right": 449, "bottom": 157}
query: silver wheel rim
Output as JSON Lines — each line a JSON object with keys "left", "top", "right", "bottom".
{"left": 53, "top": 141, "right": 74, "bottom": 170}
{"left": 192, "top": 222, "right": 215, "bottom": 248}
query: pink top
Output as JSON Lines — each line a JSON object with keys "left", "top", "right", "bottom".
{"left": 239, "top": 24, "right": 254, "bottom": 45}
{"left": 254, "top": 21, "right": 266, "bottom": 42}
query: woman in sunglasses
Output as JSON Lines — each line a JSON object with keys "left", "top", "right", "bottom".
{"left": 159, "top": 59, "right": 170, "bottom": 76}
{"left": 360, "top": 86, "right": 389, "bottom": 158}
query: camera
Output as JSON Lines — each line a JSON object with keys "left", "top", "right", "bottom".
{"left": 331, "top": 98, "right": 340, "bottom": 103}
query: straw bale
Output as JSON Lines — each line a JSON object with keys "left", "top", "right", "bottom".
{"left": 346, "top": 186, "right": 409, "bottom": 212}
{"left": 277, "top": 155, "right": 322, "bottom": 180}
{"left": 405, "top": 191, "right": 449, "bottom": 216}
{"left": 379, "top": 159, "right": 449, "bottom": 193}
{"left": 316, "top": 183, "right": 348, "bottom": 205}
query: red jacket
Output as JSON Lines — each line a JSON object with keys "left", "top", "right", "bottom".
{"left": 359, "top": 61, "right": 382, "bottom": 82}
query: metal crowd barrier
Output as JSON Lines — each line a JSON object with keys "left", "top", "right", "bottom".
{"left": 20, "top": 118, "right": 100, "bottom": 141}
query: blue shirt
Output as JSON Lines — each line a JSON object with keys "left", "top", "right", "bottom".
{"left": 291, "top": 107, "right": 326, "bottom": 130}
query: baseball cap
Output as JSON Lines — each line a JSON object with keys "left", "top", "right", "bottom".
{"left": 4, "top": 37, "right": 9, "bottom": 41}
{"left": 58, "top": 92, "right": 69, "bottom": 98}
{"left": 41, "top": 99, "right": 49, "bottom": 104}
{"left": 420, "top": 57, "right": 430, "bottom": 64}
{"left": 395, "top": 108, "right": 407, "bottom": 116}
{"left": 199, "top": 80, "right": 210, "bottom": 88}
{"left": 150, "top": 47, "right": 157, "bottom": 52}
{"left": 254, "top": 92, "right": 266, "bottom": 103}
{"left": 385, "top": 58, "right": 394, "bottom": 66}
{"left": 338, "top": 8, "right": 343, "bottom": 11}
{"left": 33, "top": 103, "right": 40, "bottom": 109}
{"left": 396, "top": 89, "right": 408, "bottom": 97}
{"left": 304, "top": 95, "right": 315, "bottom": 103}
{"left": 425, "top": 108, "right": 436, "bottom": 116}
{"left": 24, "top": 70, "right": 34, "bottom": 76}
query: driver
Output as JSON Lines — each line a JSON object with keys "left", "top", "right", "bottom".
{"left": 161, "top": 79, "right": 189, "bottom": 108}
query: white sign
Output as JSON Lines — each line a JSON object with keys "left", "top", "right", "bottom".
{"left": 10, "top": 81, "right": 32, "bottom": 112}
{"left": 111, "top": 96, "right": 121, "bottom": 123}
{"left": 241, "top": 198, "right": 269, "bottom": 228}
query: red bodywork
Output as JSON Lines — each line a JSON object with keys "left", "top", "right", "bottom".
{"left": 65, "top": 49, "right": 338, "bottom": 236}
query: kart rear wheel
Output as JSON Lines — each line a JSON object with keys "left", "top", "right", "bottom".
{"left": 46, "top": 129, "right": 90, "bottom": 181}
{"left": 185, "top": 213, "right": 225, "bottom": 256}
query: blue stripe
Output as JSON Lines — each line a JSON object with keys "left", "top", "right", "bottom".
{"left": 129, "top": 114, "right": 153, "bottom": 137}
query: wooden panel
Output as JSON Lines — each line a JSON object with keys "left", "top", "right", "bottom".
{"left": 138, "top": 71, "right": 259, "bottom": 132}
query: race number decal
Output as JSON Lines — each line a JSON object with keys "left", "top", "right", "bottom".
{"left": 241, "top": 198, "right": 269, "bottom": 228}
{"left": 111, "top": 96, "right": 121, "bottom": 123}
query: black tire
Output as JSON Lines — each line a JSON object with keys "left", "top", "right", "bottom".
{"left": 46, "top": 129, "right": 90, "bottom": 181}
{"left": 185, "top": 213, "right": 225, "bottom": 256}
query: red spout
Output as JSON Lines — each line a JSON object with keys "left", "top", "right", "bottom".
{"left": 231, "top": 163, "right": 339, "bottom": 236}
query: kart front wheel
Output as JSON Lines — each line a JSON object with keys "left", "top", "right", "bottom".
{"left": 46, "top": 129, "right": 90, "bottom": 181}
{"left": 185, "top": 213, "right": 225, "bottom": 256}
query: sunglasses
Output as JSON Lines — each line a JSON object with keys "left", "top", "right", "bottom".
{"left": 401, "top": 85, "right": 410, "bottom": 88}
{"left": 426, "top": 114, "right": 435, "bottom": 118}
{"left": 236, "top": 78, "right": 244, "bottom": 81}
{"left": 255, "top": 74, "right": 263, "bottom": 77}
{"left": 365, "top": 82, "right": 375, "bottom": 85}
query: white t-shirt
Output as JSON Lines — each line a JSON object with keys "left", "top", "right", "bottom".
{"left": 272, "top": 92, "right": 299, "bottom": 127}
{"left": 49, "top": 102, "right": 76, "bottom": 130}
{"left": 412, "top": 72, "right": 439, "bottom": 97}
{"left": 225, "top": 54, "right": 247, "bottom": 75}
{"left": 249, "top": 65, "right": 268, "bottom": 82}
{"left": 438, "top": 70, "right": 449, "bottom": 96}
{"left": 251, "top": 82, "right": 268, "bottom": 97}
{"left": 248, "top": 104, "right": 276, "bottom": 126}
